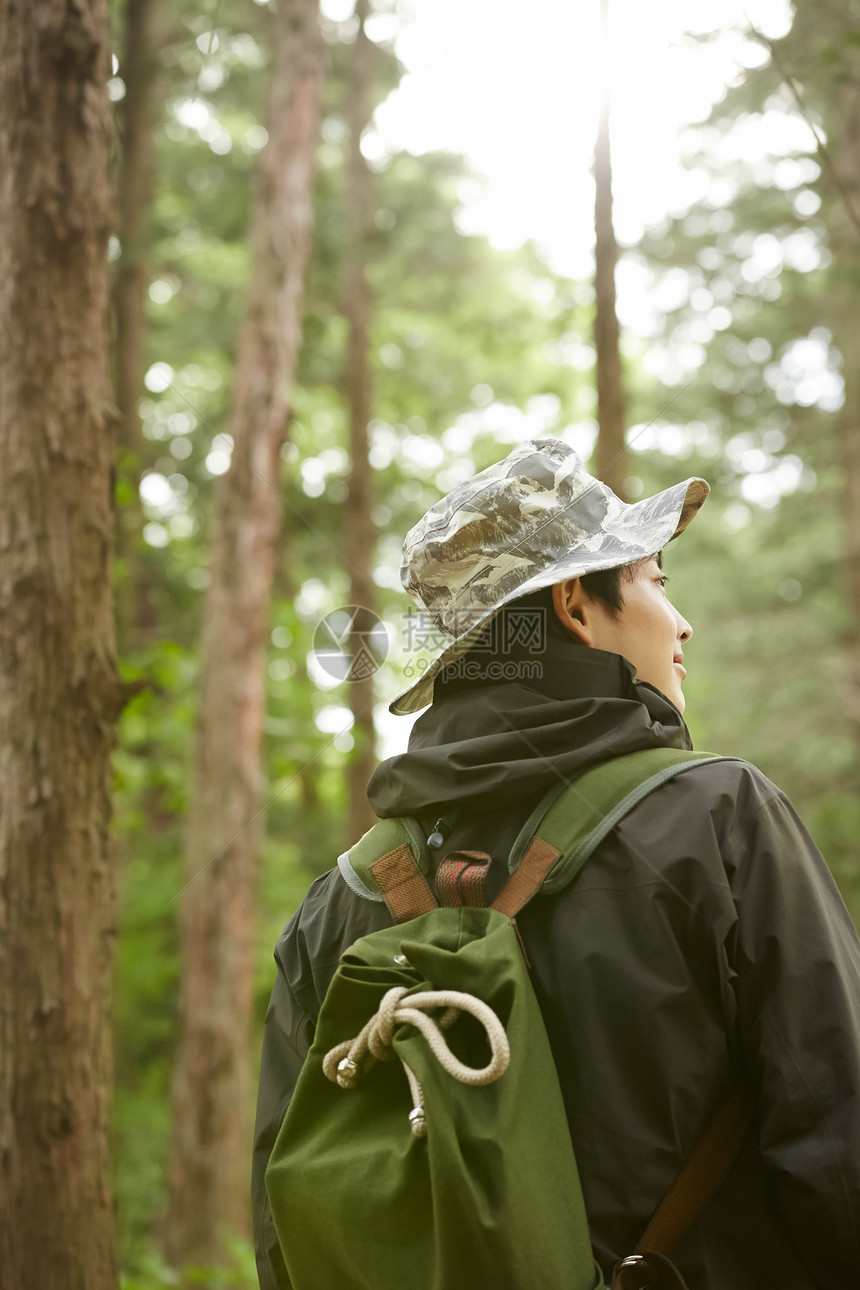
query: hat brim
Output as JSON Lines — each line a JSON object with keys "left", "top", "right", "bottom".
{"left": 387, "top": 475, "right": 708, "bottom": 715}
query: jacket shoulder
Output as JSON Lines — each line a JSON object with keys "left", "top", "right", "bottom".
{"left": 666, "top": 753, "right": 786, "bottom": 814}
{"left": 601, "top": 753, "right": 800, "bottom": 903}
{"left": 275, "top": 866, "right": 393, "bottom": 1022}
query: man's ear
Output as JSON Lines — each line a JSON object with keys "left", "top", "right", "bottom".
{"left": 552, "top": 579, "right": 593, "bottom": 646}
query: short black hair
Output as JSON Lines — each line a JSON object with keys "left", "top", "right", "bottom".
{"left": 512, "top": 551, "right": 663, "bottom": 621}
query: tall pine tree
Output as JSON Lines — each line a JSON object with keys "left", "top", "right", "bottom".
{"left": 165, "top": 0, "right": 325, "bottom": 1268}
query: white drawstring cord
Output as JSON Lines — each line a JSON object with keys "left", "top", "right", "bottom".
{"left": 323, "top": 985, "right": 510, "bottom": 1137}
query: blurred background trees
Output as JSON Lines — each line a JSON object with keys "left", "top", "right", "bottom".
{"left": 164, "top": 0, "right": 325, "bottom": 1270}
{"left": 593, "top": 0, "right": 627, "bottom": 498}
{"left": 3, "top": 0, "right": 858, "bottom": 1284}
{"left": 634, "top": 0, "right": 860, "bottom": 913}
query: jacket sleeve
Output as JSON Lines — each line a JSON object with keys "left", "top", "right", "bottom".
{"left": 727, "top": 776, "right": 860, "bottom": 1286}
{"left": 251, "top": 951, "right": 314, "bottom": 1290}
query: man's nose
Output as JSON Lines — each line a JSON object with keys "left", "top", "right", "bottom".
{"left": 675, "top": 607, "right": 693, "bottom": 643}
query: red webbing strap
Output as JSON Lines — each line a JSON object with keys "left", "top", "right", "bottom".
{"left": 490, "top": 836, "right": 561, "bottom": 918}
{"left": 435, "top": 850, "right": 491, "bottom": 907}
{"left": 636, "top": 1085, "right": 754, "bottom": 1256}
{"left": 370, "top": 844, "right": 438, "bottom": 923}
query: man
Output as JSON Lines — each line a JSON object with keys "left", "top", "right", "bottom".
{"left": 253, "top": 438, "right": 860, "bottom": 1289}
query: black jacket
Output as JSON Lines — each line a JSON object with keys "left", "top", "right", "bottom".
{"left": 252, "top": 644, "right": 860, "bottom": 1290}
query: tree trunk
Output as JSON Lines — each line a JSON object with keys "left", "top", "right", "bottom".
{"left": 112, "top": 0, "right": 162, "bottom": 654}
{"left": 834, "top": 83, "right": 860, "bottom": 750}
{"left": 113, "top": 0, "right": 160, "bottom": 455}
{"left": 840, "top": 403, "right": 860, "bottom": 744}
{"left": 592, "top": 0, "right": 627, "bottom": 499}
{"left": 343, "top": 0, "right": 378, "bottom": 842}
{"left": 164, "top": 0, "right": 324, "bottom": 1271}
{"left": 0, "top": 4, "right": 121, "bottom": 1289}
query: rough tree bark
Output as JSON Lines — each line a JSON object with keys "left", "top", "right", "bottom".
{"left": 0, "top": 3, "right": 123, "bottom": 1288}
{"left": 165, "top": 0, "right": 325, "bottom": 1270}
{"left": 343, "top": 0, "right": 378, "bottom": 843}
{"left": 592, "top": 0, "right": 627, "bottom": 499}
{"left": 112, "top": 0, "right": 162, "bottom": 652}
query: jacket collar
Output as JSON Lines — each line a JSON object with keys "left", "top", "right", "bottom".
{"left": 367, "top": 639, "right": 692, "bottom": 820}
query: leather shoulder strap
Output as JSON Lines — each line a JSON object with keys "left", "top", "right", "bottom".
{"left": 636, "top": 1084, "right": 754, "bottom": 1256}
{"left": 337, "top": 815, "right": 438, "bottom": 923}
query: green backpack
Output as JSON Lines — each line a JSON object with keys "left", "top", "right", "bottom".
{"left": 265, "top": 747, "right": 750, "bottom": 1290}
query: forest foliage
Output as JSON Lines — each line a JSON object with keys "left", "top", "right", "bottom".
{"left": 103, "top": 0, "right": 860, "bottom": 1281}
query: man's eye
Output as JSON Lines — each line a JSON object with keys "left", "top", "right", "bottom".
{"left": 657, "top": 576, "right": 668, "bottom": 588}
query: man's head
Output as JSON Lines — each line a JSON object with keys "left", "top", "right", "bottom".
{"left": 389, "top": 439, "right": 708, "bottom": 715}
{"left": 509, "top": 552, "right": 692, "bottom": 711}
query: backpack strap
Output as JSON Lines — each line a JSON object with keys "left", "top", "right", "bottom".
{"left": 337, "top": 815, "right": 438, "bottom": 923}
{"left": 490, "top": 745, "right": 755, "bottom": 1261}
{"left": 340, "top": 746, "right": 748, "bottom": 923}
{"left": 435, "top": 851, "right": 492, "bottom": 906}
{"left": 635, "top": 1083, "right": 753, "bottom": 1257}
{"left": 612, "top": 1085, "right": 754, "bottom": 1286}
{"left": 492, "top": 747, "right": 746, "bottom": 917}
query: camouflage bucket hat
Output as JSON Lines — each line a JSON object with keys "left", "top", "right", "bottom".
{"left": 389, "top": 437, "right": 709, "bottom": 715}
